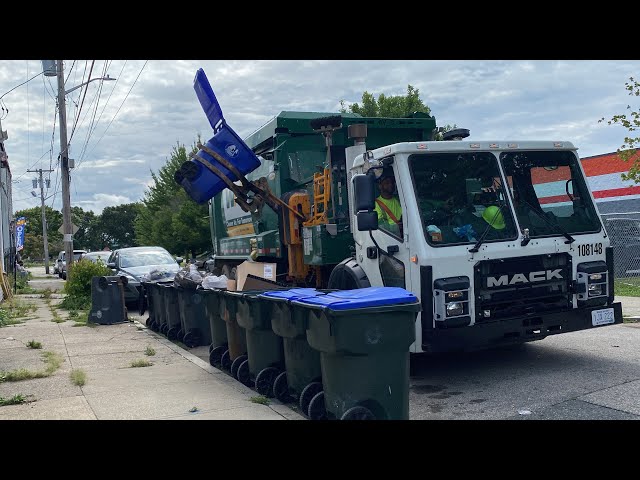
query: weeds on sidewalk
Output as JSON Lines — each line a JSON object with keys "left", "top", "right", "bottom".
{"left": 129, "top": 359, "right": 153, "bottom": 368}
{"left": 0, "top": 298, "right": 37, "bottom": 327}
{"left": 26, "top": 340, "right": 42, "bottom": 349}
{"left": 70, "top": 369, "right": 87, "bottom": 386}
{"left": 250, "top": 396, "right": 270, "bottom": 405}
{"left": 0, "top": 394, "right": 30, "bottom": 407}
{"left": 40, "top": 288, "right": 53, "bottom": 299}
{"left": 0, "top": 350, "right": 63, "bottom": 383}
{"left": 144, "top": 346, "right": 156, "bottom": 356}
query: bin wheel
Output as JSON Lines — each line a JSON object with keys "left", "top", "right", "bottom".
{"left": 273, "top": 371, "right": 291, "bottom": 403}
{"left": 177, "top": 329, "right": 184, "bottom": 342}
{"left": 208, "top": 343, "right": 214, "bottom": 354}
{"left": 308, "top": 391, "right": 326, "bottom": 420}
{"left": 167, "top": 327, "right": 177, "bottom": 341}
{"left": 299, "top": 381, "right": 323, "bottom": 416}
{"left": 236, "top": 359, "right": 251, "bottom": 386}
{"left": 209, "top": 346, "right": 226, "bottom": 368}
{"left": 151, "top": 321, "right": 159, "bottom": 332}
{"left": 160, "top": 324, "right": 169, "bottom": 335}
{"left": 183, "top": 332, "right": 196, "bottom": 348}
{"left": 146, "top": 317, "right": 154, "bottom": 328}
{"left": 341, "top": 406, "right": 376, "bottom": 420}
{"left": 220, "top": 350, "right": 231, "bottom": 371}
{"left": 231, "top": 354, "right": 248, "bottom": 380}
{"left": 255, "top": 367, "right": 279, "bottom": 397}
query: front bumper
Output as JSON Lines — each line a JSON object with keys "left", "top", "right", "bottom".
{"left": 422, "top": 302, "right": 624, "bottom": 353}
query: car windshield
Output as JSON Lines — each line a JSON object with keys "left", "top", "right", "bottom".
{"left": 409, "top": 152, "right": 518, "bottom": 246}
{"left": 119, "top": 250, "right": 175, "bottom": 268}
{"left": 500, "top": 150, "right": 601, "bottom": 237}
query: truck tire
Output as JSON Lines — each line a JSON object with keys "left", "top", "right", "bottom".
{"left": 221, "top": 264, "right": 237, "bottom": 280}
{"left": 327, "top": 257, "right": 371, "bottom": 290}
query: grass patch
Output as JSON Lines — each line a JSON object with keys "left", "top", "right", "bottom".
{"left": 249, "top": 396, "right": 270, "bottom": 405}
{"left": 129, "top": 359, "right": 153, "bottom": 368}
{"left": 615, "top": 280, "right": 640, "bottom": 297}
{"left": 0, "top": 394, "right": 28, "bottom": 407}
{"left": 70, "top": 369, "right": 87, "bottom": 386}
{"left": 59, "top": 295, "right": 91, "bottom": 312}
{"left": 0, "top": 349, "right": 62, "bottom": 383}
{"left": 46, "top": 299, "right": 66, "bottom": 323}
{"left": 40, "top": 288, "right": 53, "bottom": 299}
{"left": 0, "top": 298, "right": 37, "bottom": 327}
{"left": 26, "top": 340, "right": 42, "bottom": 349}
{"left": 144, "top": 346, "right": 156, "bottom": 356}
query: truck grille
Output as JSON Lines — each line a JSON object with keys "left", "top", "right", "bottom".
{"left": 474, "top": 253, "right": 571, "bottom": 323}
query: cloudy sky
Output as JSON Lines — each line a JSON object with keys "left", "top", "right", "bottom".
{"left": 0, "top": 60, "right": 637, "bottom": 215}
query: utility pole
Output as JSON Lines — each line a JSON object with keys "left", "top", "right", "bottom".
{"left": 27, "top": 168, "right": 53, "bottom": 274}
{"left": 56, "top": 60, "right": 74, "bottom": 281}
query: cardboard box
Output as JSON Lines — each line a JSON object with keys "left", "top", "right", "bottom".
{"left": 227, "top": 279, "right": 237, "bottom": 291}
{"left": 235, "top": 261, "right": 277, "bottom": 291}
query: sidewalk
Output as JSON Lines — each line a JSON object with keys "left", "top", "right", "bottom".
{"left": 0, "top": 267, "right": 304, "bottom": 420}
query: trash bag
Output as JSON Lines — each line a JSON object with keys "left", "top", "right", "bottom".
{"left": 140, "top": 268, "right": 176, "bottom": 283}
{"left": 173, "top": 264, "right": 204, "bottom": 289}
{"left": 201, "top": 274, "right": 228, "bottom": 290}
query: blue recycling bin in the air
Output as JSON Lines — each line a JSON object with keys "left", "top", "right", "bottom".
{"left": 175, "top": 68, "right": 262, "bottom": 204}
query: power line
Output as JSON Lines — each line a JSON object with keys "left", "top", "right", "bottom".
{"left": 68, "top": 60, "right": 95, "bottom": 143}
{"left": 0, "top": 70, "right": 44, "bottom": 102}
{"left": 78, "top": 60, "right": 147, "bottom": 168}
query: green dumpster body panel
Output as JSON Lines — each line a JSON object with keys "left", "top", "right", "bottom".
{"left": 305, "top": 302, "right": 420, "bottom": 420}
{"left": 220, "top": 292, "right": 247, "bottom": 361}
{"left": 176, "top": 287, "right": 211, "bottom": 346}
{"left": 200, "top": 289, "right": 228, "bottom": 349}
{"left": 230, "top": 291, "right": 285, "bottom": 379}
{"left": 162, "top": 285, "right": 182, "bottom": 331}
{"left": 269, "top": 298, "right": 322, "bottom": 395}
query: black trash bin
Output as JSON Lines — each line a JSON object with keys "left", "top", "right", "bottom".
{"left": 140, "top": 281, "right": 158, "bottom": 330}
{"left": 220, "top": 290, "right": 248, "bottom": 378}
{"left": 161, "top": 284, "right": 182, "bottom": 341}
{"left": 200, "top": 288, "right": 228, "bottom": 368}
{"left": 293, "top": 287, "right": 420, "bottom": 420}
{"left": 259, "top": 288, "right": 329, "bottom": 416}
{"left": 175, "top": 285, "right": 211, "bottom": 348}
{"left": 88, "top": 275, "right": 129, "bottom": 325}
{"left": 229, "top": 289, "right": 288, "bottom": 395}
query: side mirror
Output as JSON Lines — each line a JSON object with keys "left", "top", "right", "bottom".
{"left": 175, "top": 256, "right": 183, "bottom": 264}
{"left": 353, "top": 172, "right": 376, "bottom": 212}
{"left": 357, "top": 211, "right": 379, "bottom": 231}
{"left": 107, "top": 262, "right": 116, "bottom": 269}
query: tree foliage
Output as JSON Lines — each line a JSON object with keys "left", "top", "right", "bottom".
{"left": 599, "top": 76, "right": 640, "bottom": 183}
{"left": 135, "top": 140, "right": 211, "bottom": 258}
{"left": 14, "top": 206, "right": 63, "bottom": 260}
{"left": 340, "top": 84, "right": 456, "bottom": 138}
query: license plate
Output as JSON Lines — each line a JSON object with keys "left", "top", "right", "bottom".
{"left": 591, "top": 308, "right": 615, "bottom": 326}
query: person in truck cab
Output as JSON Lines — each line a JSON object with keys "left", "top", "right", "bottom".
{"left": 374, "top": 168, "right": 403, "bottom": 236}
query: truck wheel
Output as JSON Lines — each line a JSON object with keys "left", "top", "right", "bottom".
{"left": 327, "top": 257, "right": 371, "bottom": 290}
{"left": 221, "top": 264, "right": 237, "bottom": 280}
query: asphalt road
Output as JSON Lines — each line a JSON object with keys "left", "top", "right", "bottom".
{"left": 409, "top": 322, "right": 640, "bottom": 420}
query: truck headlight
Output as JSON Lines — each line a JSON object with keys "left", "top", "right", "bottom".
{"left": 576, "top": 261, "right": 608, "bottom": 305}
{"left": 434, "top": 277, "right": 471, "bottom": 326}
{"left": 446, "top": 302, "right": 464, "bottom": 317}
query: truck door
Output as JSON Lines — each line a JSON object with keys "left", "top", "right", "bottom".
{"left": 368, "top": 166, "right": 412, "bottom": 291}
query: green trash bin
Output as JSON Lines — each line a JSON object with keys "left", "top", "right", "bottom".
{"left": 200, "top": 288, "right": 228, "bottom": 368}
{"left": 229, "top": 289, "right": 287, "bottom": 395}
{"left": 175, "top": 285, "right": 212, "bottom": 348}
{"left": 160, "top": 284, "right": 182, "bottom": 341}
{"left": 140, "top": 281, "right": 159, "bottom": 331}
{"left": 260, "top": 288, "right": 330, "bottom": 416}
{"left": 294, "top": 287, "right": 420, "bottom": 420}
{"left": 148, "top": 281, "right": 170, "bottom": 334}
{"left": 220, "top": 290, "right": 249, "bottom": 378}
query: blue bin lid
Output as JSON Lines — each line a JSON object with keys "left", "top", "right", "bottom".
{"left": 194, "top": 68, "right": 224, "bottom": 132}
{"left": 295, "top": 287, "right": 418, "bottom": 310}
{"left": 259, "top": 288, "right": 325, "bottom": 301}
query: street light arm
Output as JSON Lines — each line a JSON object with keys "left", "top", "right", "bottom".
{"left": 64, "top": 74, "right": 116, "bottom": 95}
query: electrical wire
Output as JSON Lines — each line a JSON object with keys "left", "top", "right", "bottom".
{"left": 78, "top": 60, "right": 147, "bottom": 168}
{"left": 68, "top": 60, "right": 95, "bottom": 143}
{"left": 0, "top": 70, "right": 44, "bottom": 102}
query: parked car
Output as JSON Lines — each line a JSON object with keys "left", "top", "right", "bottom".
{"left": 60, "top": 250, "right": 88, "bottom": 279}
{"left": 82, "top": 251, "right": 111, "bottom": 265}
{"left": 54, "top": 250, "right": 64, "bottom": 275}
{"left": 106, "top": 246, "right": 183, "bottom": 305}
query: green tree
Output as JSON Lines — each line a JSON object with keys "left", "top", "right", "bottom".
{"left": 135, "top": 140, "right": 210, "bottom": 258}
{"left": 97, "top": 203, "right": 143, "bottom": 249}
{"left": 340, "top": 85, "right": 457, "bottom": 137}
{"left": 14, "top": 206, "right": 63, "bottom": 261}
{"left": 71, "top": 206, "right": 97, "bottom": 251}
{"left": 599, "top": 76, "right": 640, "bottom": 183}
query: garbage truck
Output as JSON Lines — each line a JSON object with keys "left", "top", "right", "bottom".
{"left": 176, "top": 68, "right": 623, "bottom": 354}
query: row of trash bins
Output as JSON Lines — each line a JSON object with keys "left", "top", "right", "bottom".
{"left": 140, "top": 282, "right": 421, "bottom": 420}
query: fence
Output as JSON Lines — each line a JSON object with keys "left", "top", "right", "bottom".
{"left": 601, "top": 212, "right": 640, "bottom": 286}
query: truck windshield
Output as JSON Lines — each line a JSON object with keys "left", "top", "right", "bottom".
{"left": 409, "top": 152, "right": 518, "bottom": 246}
{"left": 500, "top": 150, "right": 601, "bottom": 237}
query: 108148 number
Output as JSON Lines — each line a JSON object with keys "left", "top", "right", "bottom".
{"left": 578, "top": 243, "right": 603, "bottom": 256}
